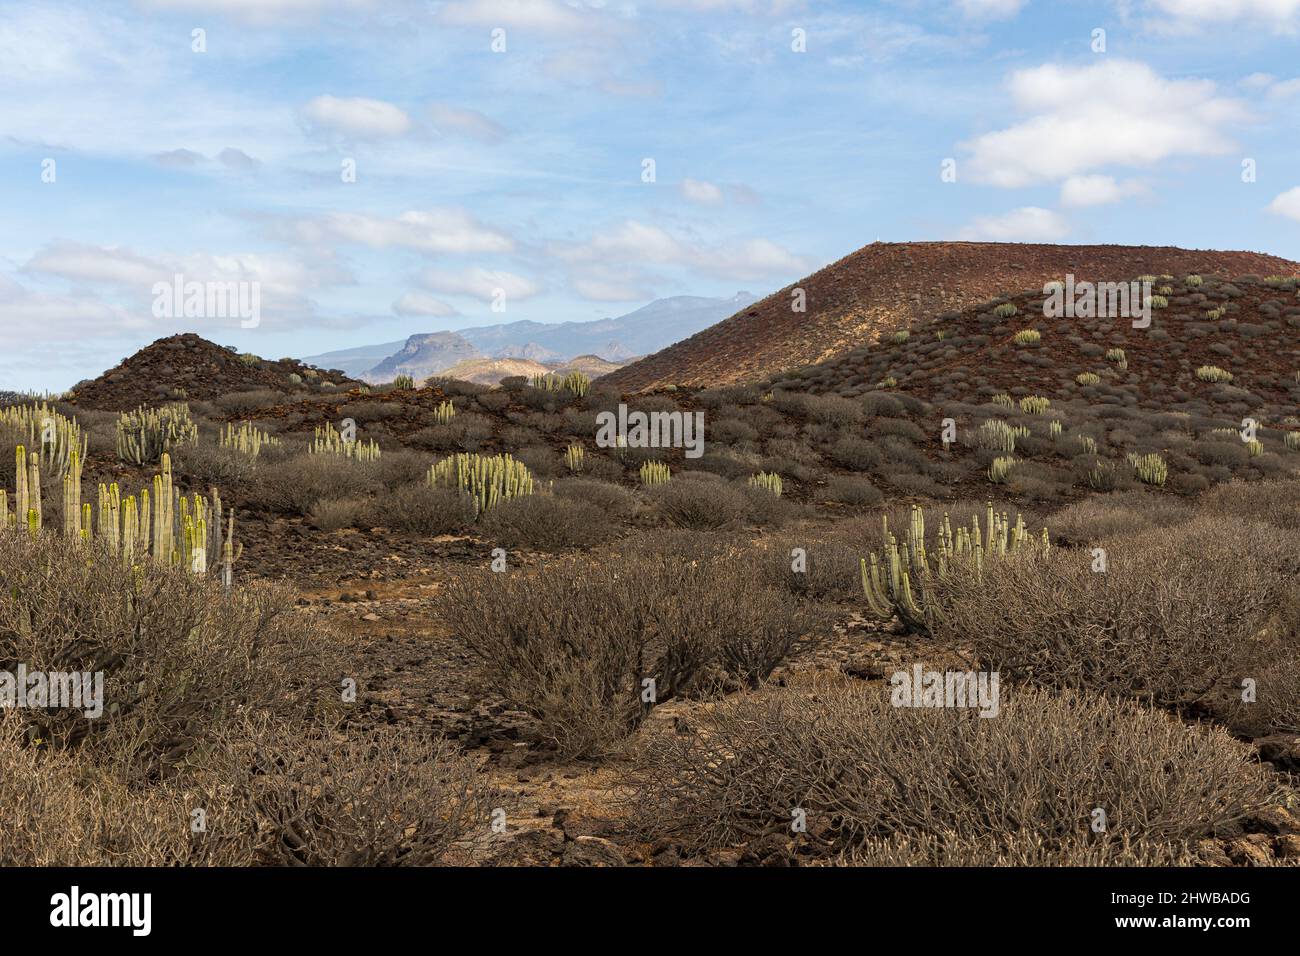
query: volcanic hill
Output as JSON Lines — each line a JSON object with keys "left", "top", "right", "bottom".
{"left": 603, "top": 242, "right": 1300, "bottom": 391}
{"left": 68, "top": 333, "right": 363, "bottom": 410}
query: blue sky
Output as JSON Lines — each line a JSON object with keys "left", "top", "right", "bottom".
{"left": 3, "top": 0, "right": 1300, "bottom": 390}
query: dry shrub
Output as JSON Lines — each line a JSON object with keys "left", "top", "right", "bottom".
{"left": 1200, "top": 478, "right": 1300, "bottom": 530}
{"left": 308, "top": 496, "right": 368, "bottom": 531}
{"left": 248, "top": 724, "right": 494, "bottom": 866}
{"left": 1048, "top": 490, "right": 1194, "bottom": 545}
{"left": 624, "top": 679, "right": 1276, "bottom": 858}
{"left": 372, "top": 483, "right": 474, "bottom": 535}
{"left": 553, "top": 477, "right": 638, "bottom": 520}
{"left": 649, "top": 477, "right": 746, "bottom": 529}
{"left": 479, "top": 493, "right": 610, "bottom": 550}
{"left": 0, "top": 533, "right": 333, "bottom": 782}
{"left": 441, "top": 552, "right": 809, "bottom": 757}
{"left": 937, "top": 515, "right": 1300, "bottom": 718}
{"left": 832, "top": 832, "right": 1199, "bottom": 867}
{"left": 248, "top": 452, "right": 379, "bottom": 515}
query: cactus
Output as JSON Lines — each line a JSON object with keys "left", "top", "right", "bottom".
{"left": 993, "top": 303, "right": 1018, "bottom": 318}
{"left": 1206, "top": 307, "right": 1226, "bottom": 320}
{"left": 1284, "top": 432, "right": 1300, "bottom": 451}
{"left": 392, "top": 374, "right": 415, "bottom": 390}
{"left": 0, "top": 402, "right": 88, "bottom": 477}
{"left": 891, "top": 329, "right": 910, "bottom": 344}
{"left": 530, "top": 371, "right": 590, "bottom": 397}
{"left": 748, "top": 471, "right": 783, "bottom": 496}
{"left": 116, "top": 403, "right": 198, "bottom": 465}
{"left": 220, "top": 422, "right": 280, "bottom": 458}
{"left": 1185, "top": 274, "right": 1203, "bottom": 287}
{"left": 1048, "top": 420, "right": 1063, "bottom": 438}
{"left": 878, "top": 376, "right": 898, "bottom": 388}
{"left": 860, "top": 501, "right": 1049, "bottom": 633}
{"left": 564, "top": 444, "right": 585, "bottom": 472}
{"left": 976, "top": 420, "right": 1027, "bottom": 453}
{"left": 991, "top": 393, "right": 1014, "bottom": 407}
{"left": 1245, "top": 439, "right": 1264, "bottom": 457}
{"left": 432, "top": 401, "right": 456, "bottom": 425}
{"left": 639, "top": 461, "right": 671, "bottom": 486}
{"left": 427, "top": 453, "right": 534, "bottom": 517}
{"left": 1075, "top": 372, "right": 1100, "bottom": 386}
{"left": 1019, "top": 395, "right": 1050, "bottom": 414}
{"left": 988, "top": 455, "right": 1016, "bottom": 483}
{"left": 1148, "top": 294, "right": 1169, "bottom": 309}
{"left": 309, "top": 421, "right": 381, "bottom": 461}
{"left": 1013, "top": 329, "right": 1041, "bottom": 345}
{"left": 1129, "top": 452, "right": 1168, "bottom": 486}
{"left": 1105, "top": 348, "right": 1127, "bottom": 370}
{"left": 1196, "top": 365, "right": 1233, "bottom": 383}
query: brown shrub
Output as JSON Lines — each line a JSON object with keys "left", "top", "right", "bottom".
{"left": 649, "top": 477, "right": 746, "bottom": 530}
{"left": 370, "top": 483, "right": 474, "bottom": 535}
{"left": 479, "top": 494, "right": 610, "bottom": 550}
{"left": 624, "top": 679, "right": 1276, "bottom": 858}
{"left": 441, "top": 552, "right": 808, "bottom": 757}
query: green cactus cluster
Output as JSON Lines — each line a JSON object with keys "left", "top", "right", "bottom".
{"left": 1285, "top": 432, "right": 1300, "bottom": 451}
{"left": 427, "top": 452, "right": 534, "bottom": 516}
{"left": 1246, "top": 439, "right": 1264, "bottom": 457}
{"left": 392, "top": 374, "right": 415, "bottom": 390}
{"left": 878, "top": 376, "right": 898, "bottom": 388}
{"left": 309, "top": 421, "right": 381, "bottom": 461}
{"left": 1048, "top": 420, "right": 1063, "bottom": 437}
{"left": 748, "top": 471, "right": 783, "bottom": 496}
{"left": 639, "top": 461, "right": 671, "bottom": 486}
{"left": 1075, "top": 372, "right": 1100, "bottom": 386}
{"left": 529, "top": 371, "right": 591, "bottom": 397}
{"left": 3, "top": 451, "right": 238, "bottom": 579}
{"left": 1206, "top": 307, "right": 1226, "bottom": 320}
{"left": 988, "top": 455, "right": 1016, "bottom": 483}
{"left": 432, "top": 400, "right": 456, "bottom": 425}
{"left": 1197, "top": 365, "right": 1233, "bottom": 383}
{"left": 1013, "top": 329, "right": 1041, "bottom": 345}
{"left": 1128, "top": 452, "right": 1168, "bottom": 486}
{"left": 993, "top": 303, "right": 1018, "bottom": 318}
{"left": 976, "top": 419, "right": 1028, "bottom": 453}
{"left": 1019, "top": 395, "right": 1050, "bottom": 414}
{"left": 1148, "top": 294, "right": 1169, "bottom": 309}
{"left": 891, "top": 329, "right": 910, "bottom": 344}
{"left": 1185, "top": 274, "right": 1203, "bottom": 287}
{"left": 991, "top": 393, "right": 1014, "bottom": 407}
{"left": 860, "top": 502, "right": 1050, "bottom": 633}
{"left": 565, "top": 444, "right": 585, "bottom": 472}
{"left": 0, "top": 402, "right": 87, "bottom": 477}
{"left": 116, "top": 403, "right": 198, "bottom": 465}
{"left": 220, "top": 422, "right": 280, "bottom": 458}
{"left": 1105, "top": 348, "right": 1127, "bottom": 370}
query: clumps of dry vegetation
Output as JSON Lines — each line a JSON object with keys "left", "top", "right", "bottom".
{"left": 624, "top": 678, "right": 1277, "bottom": 863}
{"left": 441, "top": 549, "right": 809, "bottom": 757}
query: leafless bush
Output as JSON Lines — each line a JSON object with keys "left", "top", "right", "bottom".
{"left": 649, "top": 478, "right": 746, "bottom": 529}
{"left": 480, "top": 493, "right": 610, "bottom": 550}
{"left": 248, "top": 452, "right": 379, "bottom": 515}
{"left": 371, "top": 483, "right": 475, "bottom": 535}
{"left": 0, "top": 532, "right": 335, "bottom": 782}
{"left": 624, "top": 679, "right": 1276, "bottom": 858}
{"left": 441, "top": 552, "right": 808, "bottom": 757}
{"left": 937, "top": 515, "right": 1300, "bottom": 716}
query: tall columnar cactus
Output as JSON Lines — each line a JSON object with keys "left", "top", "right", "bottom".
{"left": 748, "top": 471, "right": 783, "bottom": 496}
{"left": 860, "top": 502, "right": 1050, "bottom": 633}
{"left": 639, "top": 461, "right": 671, "bottom": 486}
{"left": 0, "top": 402, "right": 88, "bottom": 477}
{"left": 309, "top": 421, "right": 381, "bottom": 461}
{"left": 392, "top": 374, "right": 415, "bottom": 390}
{"left": 62, "top": 448, "right": 82, "bottom": 541}
{"left": 432, "top": 401, "right": 456, "bottom": 425}
{"left": 428, "top": 452, "right": 535, "bottom": 517}
{"left": 565, "top": 444, "right": 585, "bottom": 472}
{"left": 976, "top": 419, "right": 1027, "bottom": 453}
{"left": 988, "top": 455, "right": 1016, "bottom": 483}
{"left": 562, "top": 371, "right": 590, "bottom": 397}
{"left": 220, "top": 422, "right": 280, "bottom": 458}
{"left": 1019, "top": 396, "right": 1050, "bottom": 414}
{"left": 116, "top": 403, "right": 198, "bottom": 465}
{"left": 1128, "top": 452, "right": 1168, "bottom": 486}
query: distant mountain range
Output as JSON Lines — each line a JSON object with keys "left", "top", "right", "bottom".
{"left": 302, "top": 292, "right": 757, "bottom": 383}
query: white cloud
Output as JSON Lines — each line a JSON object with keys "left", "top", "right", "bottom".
{"left": 437, "top": 0, "right": 589, "bottom": 30}
{"left": 428, "top": 103, "right": 507, "bottom": 143}
{"left": 551, "top": 220, "right": 810, "bottom": 281}
{"left": 1267, "top": 186, "right": 1300, "bottom": 221}
{"left": 393, "top": 292, "right": 459, "bottom": 317}
{"left": 1059, "top": 174, "right": 1146, "bottom": 207}
{"left": 962, "top": 59, "right": 1247, "bottom": 187}
{"left": 958, "top": 0, "right": 1028, "bottom": 19}
{"left": 681, "top": 178, "right": 725, "bottom": 204}
{"left": 1149, "top": 0, "right": 1300, "bottom": 30}
{"left": 301, "top": 95, "right": 411, "bottom": 139}
{"left": 418, "top": 267, "right": 541, "bottom": 300}
{"left": 140, "top": 0, "right": 374, "bottom": 24}
{"left": 284, "top": 209, "right": 514, "bottom": 255}
{"left": 958, "top": 206, "right": 1069, "bottom": 241}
